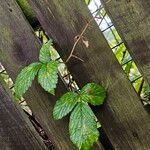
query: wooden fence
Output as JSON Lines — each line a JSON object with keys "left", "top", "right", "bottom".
{"left": 0, "top": 77, "right": 47, "bottom": 150}
{"left": 0, "top": 0, "right": 150, "bottom": 149}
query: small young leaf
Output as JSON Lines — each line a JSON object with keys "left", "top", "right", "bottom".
{"left": 14, "top": 62, "right": 42, "bottom": 98}
{"left": 53, "top": 92, "right": 78, "bottom": 120}
{"left": 39, "top": 40, "right": 52, "bottom": 63}
{"left": 38, "top": 61, "right": 59, "bottom": 95}
{"left": 85, "top": 0, "right": 92, "bottom": 5}
{"left": 80, "top": 83, "right": 106, "bottom": 106}
{"left": 69, "top": 103, "right": 99, "bottom": 150}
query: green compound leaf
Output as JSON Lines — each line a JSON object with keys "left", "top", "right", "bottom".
{"left": 53, "top": 92, "right": 78, "bottom": 120}
{"left": 38, "top": 61, "right": 59, "bottom": 95}
{"left": 69, "top": 103, "right": 99, "bottom": 150}
{"left": 14, "top": 62, "right": 42, "bottom": 98}
{"left": 80, "top": 83, "right": 106, "bottom": 106}
{"left": 39, "top": 40, "right": 53, "bottom": 63}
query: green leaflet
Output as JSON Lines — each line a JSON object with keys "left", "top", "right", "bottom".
{"left": 85, "top": 0, "right": 92, "bottom": 5}
{"left": 38, "top": 61, "right": 59, "bottom": 95}
{"left": 14, "top": 62, "right": 42, "bottom": 98}
{"left": 53, "top": 83, "right": 106, "bottom": 149}
{"left": 69, "top": 103, "right": 99, "bottom": 150}
{"left": 39, "top": 40, "right": 52, "bottom": 63}
{"left": 80, "top": 83, "right": 106, "bottom": 106}
{"left": 53, "top": 92, "right": 78, "bottom": 120}
{"left": 124, "top": 61, "right": 132, "bottom": 77}
{"left": 15, "top": 41, "right": 59, "bottom": 96}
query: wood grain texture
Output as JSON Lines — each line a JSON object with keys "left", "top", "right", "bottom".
{"left": 101, "top": 0, "right": 150, "bottom": 86}
{"left": 0, "top": 1, "right": 103, "bottom": 149}
{"left": 28, "top": 0, "right": 150, "bottom": 149}
{"left": 0, "top": 77, "right": 47, "bottom": 150}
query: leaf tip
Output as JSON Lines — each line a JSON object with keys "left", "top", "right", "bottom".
{"left": 50, "top": 89, "right": 55, "bottom": 95}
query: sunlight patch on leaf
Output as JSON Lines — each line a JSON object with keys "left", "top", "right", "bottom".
{"left": 80, "top": 83, "right": 106, "bottom": 105}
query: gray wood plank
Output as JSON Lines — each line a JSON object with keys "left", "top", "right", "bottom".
{"left": 0, "top": 77, "right": 47, "bottom": 150}
{"left": 0, "top": 0, "right": 103, "bottom": 149}
{"left": 28, "top": 0, "right": 150, "bottom": 149}
{"left": 101, "top": 0, "right": 150, "bottom": 86}
{"left": 0, "top": 1, "right": 76, "bottom": 149}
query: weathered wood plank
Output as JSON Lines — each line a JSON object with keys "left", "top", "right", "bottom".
{"left": 0, "top": 1, "right": 70, "bottom": 149}
{"left": 0, "top": 77, "right": 47, "bottom": 150}
{"left": 16, "top": 0, "right": 39, "bottom": 28}
{"left": 0, "top": 1, "right": 103, "bottom": 149}
{"left": 101, "top": 0, "right": 150, "bottom": 86}
{"left": 28, "top": 0, "right": 150, "bottom": 149}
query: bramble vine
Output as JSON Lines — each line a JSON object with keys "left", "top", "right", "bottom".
{"left": 14, "top": 40, "right": 106, "bottom": 150}
{"left": 14, "top": 6, "right": 106, "bottom": 150}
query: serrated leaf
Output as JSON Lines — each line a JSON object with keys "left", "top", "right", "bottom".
{"left": 14, "top": 62, "right": 42, "bottom": 98}
{"left": 39, "top": 40, "right": 52, "bottom": 63}
{"left": 80, "top": 83, "right": 106, "bottom": 106}
{"left": 53, "top": 92, "right": 78, "bottom": 120}
{"left": 38, "top": 61, "right": 59, "bottom": 95}
{"left": 69, "top": 103, "right": 99, "bottom": 150}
